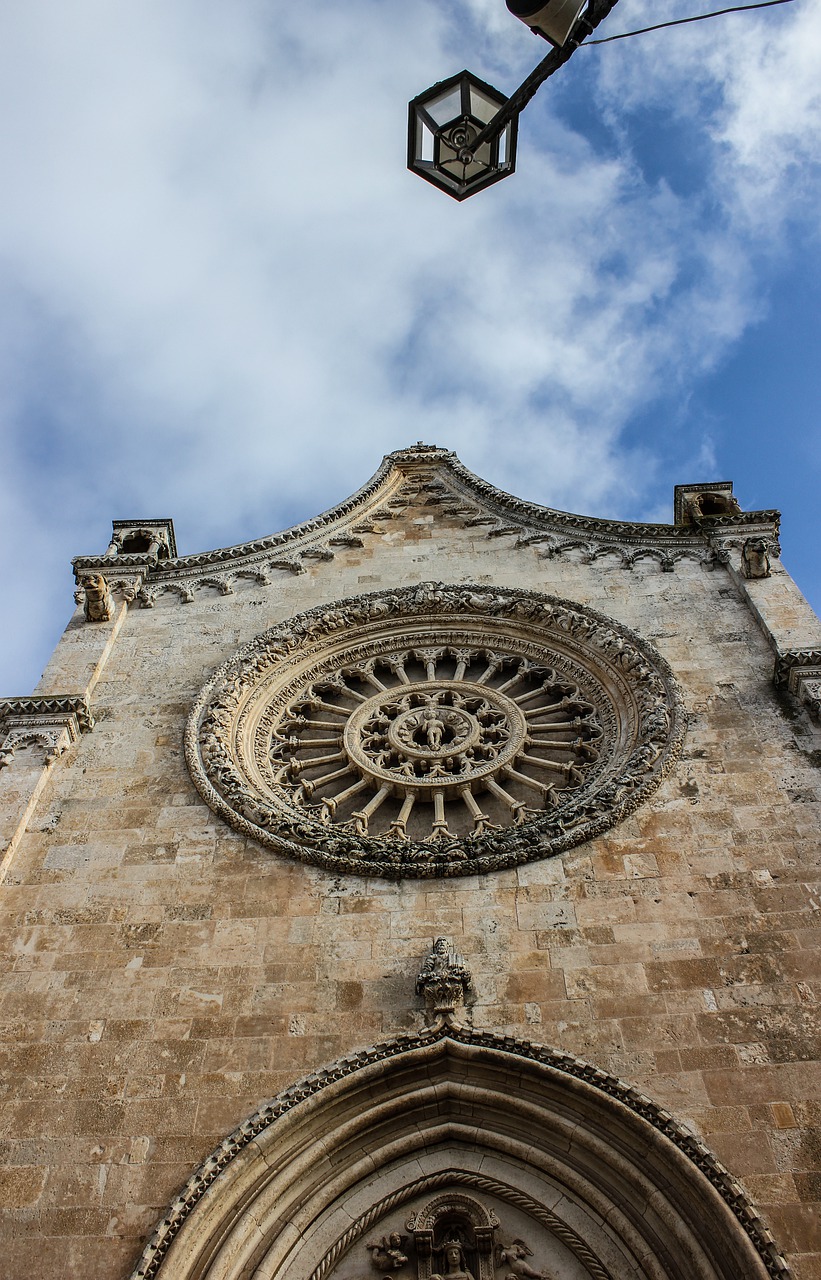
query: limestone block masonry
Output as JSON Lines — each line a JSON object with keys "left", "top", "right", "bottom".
{"left": 1, "top": 445, "right": 820, "bottom": 1280}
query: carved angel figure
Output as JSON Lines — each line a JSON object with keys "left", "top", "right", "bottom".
{"left": 495, "top": 1238, "right": 552, "bottom": 1279}
{"left": 365, "top": 1231, "right": 409, "bottom": 1270}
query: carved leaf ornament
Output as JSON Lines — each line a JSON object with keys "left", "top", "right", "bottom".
{"left": 185, "top": 585, "right": 685, "bottom": 877}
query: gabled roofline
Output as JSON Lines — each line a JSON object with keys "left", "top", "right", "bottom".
{"left": 72, "top": 443, "right": 781, "bottom": 582}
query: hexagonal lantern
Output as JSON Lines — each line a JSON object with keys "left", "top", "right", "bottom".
{"left": 407, "top": 70, "right": 517, "bottom": 201}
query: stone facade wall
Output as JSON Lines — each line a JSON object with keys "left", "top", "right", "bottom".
{"left": 1, "top": 475, "right": 820, "bottom": 1278}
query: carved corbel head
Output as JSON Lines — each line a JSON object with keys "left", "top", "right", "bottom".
{"left": 741, "top": 537, "right": 771, "bottom": 579}
{"left": 81, "top": 574, "right": 114, "bottom": 623}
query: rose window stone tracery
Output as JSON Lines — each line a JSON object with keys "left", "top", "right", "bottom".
{"left": 277, "top": 658, "right": 602, "bottom": 841}
{"left": 186, "top": 584, "right": 684, "bottom": 877}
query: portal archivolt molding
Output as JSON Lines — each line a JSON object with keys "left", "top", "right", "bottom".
{"left": 185, "top": 584, "right": 685, "bottom": 877}
{"left": 129, "top": 1026, "right": 790, "bottom": 1280}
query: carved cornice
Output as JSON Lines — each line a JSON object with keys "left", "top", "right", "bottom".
{"left": 774, "top": 650, "right": 821, "bottom": 720}
{"left": 68, "top": 448, "right": 781, "bottom": 604}
{"left": 129, "top": 1024, "right": 791, "bottom": 1280}
{"left": 0, "top": 695, "right": 94, "bottom": 734}
{"left": 0, "top": 696, "right": 93, "bottom": 768}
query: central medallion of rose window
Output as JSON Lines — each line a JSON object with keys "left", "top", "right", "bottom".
{"left": 186, "top": 585, "right": 684, "bottom": 877}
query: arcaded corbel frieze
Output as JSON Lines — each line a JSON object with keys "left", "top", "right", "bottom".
{"left": 99, "top": 448, "right": 773, "bottom": 592}
{"left": 775, "top": 651, "right": 821, "bottom": 721}
{"left": 0, "top": 711, "right": 82, "bottom": 770}
{"left": 0, "top": 695, "right": 94, "bottom": 735}
{"left": 67, "top": 452, "right": 789, "bottom": 603}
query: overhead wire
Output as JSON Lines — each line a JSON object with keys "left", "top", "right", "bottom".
{"left": 462, "top": 0, "right": 795, "bottom": 156}
{"left": 583, "top": 0, "right": 797, "bottom": 46}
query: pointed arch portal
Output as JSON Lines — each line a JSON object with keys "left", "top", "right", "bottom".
{"left": 131, "top": 1028, "right": 790, "bottom": 1280}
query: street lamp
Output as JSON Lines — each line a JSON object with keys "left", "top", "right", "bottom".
{"left": 408, "top": 0, "right": 621, "bottom": 200}
{"left": 407, "top": 70, "right": 518, "bottom": 201}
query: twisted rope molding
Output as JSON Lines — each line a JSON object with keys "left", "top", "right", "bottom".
{"left": 129, "top": 1025, "right": 792, "bottom": 1280}
{"left": 308, "top": 1168, "right": 613, "bottom": 1280}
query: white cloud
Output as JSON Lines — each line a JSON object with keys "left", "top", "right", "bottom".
{"left": 0, "top": 0, "right": 819, "bottom": 691}
{"left": 594, "top": 0, "right": 821, "bottom": 231}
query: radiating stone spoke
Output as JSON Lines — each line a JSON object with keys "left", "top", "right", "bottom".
{"left": 352, "top": 783, "right": 391, "bottom": 835}
{"left": 389, "top": 793, "right": 416, "bottom": 839}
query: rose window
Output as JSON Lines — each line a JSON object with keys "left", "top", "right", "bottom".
{"left": 186, "top": 585, "right": 684, "bottom": 878}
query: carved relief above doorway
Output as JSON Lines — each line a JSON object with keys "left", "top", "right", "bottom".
{"left": 327, "top": 1179, "right": 600, "bottom": 1280}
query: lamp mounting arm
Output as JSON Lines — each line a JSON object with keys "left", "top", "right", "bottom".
{"left": 458, "top": 0, "right": 621, "bottom": 161}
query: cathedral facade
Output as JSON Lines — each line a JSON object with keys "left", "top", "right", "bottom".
{"left": 1, "top": 444, "right": 820, "bottom": 1279}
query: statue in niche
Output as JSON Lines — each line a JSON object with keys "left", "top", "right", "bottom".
{"left": 406, "top": 1188, "right": 497, "bottom": 1279}
{"left": 495, "top": 1239, "right": 552, "bottom": 1279}
{"left": 366, "top": 1232, "right": 410, "bottom": 1270}
{"left": 430, "top": 1240, "right": 476, "bottom": 1280}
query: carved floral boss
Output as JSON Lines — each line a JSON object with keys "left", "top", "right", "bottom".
{"left": 185, "top": 585, "right": 685, "bottom": 878}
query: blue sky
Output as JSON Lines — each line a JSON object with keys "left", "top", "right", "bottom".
{"left": 1, "top": 0, "right": 819, "bottom": 694}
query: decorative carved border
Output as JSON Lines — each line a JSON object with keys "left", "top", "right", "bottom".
{"left": 70, "top": 449, "right": 781, "bottom": 603}
{"left": 185, "top": 584, "right": 686, "bottom": 878}
{"left": 129, "top": 1024, "right": 791, "bottom": 1280}
{"left": 0, "top": 695, "right": 94, "bottom": 734}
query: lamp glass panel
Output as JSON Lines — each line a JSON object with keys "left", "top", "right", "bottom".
{"left": 437, "top": 136, "right": 493, "bottom": 182}
{"left": 469, "top": 86, "right": 502, "bottom": 124}
{"left": 423, "top": 86, "right": 463, "bottom": 127}
{"left": 416, "top": 117, "right": 435, "bottom": 163}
